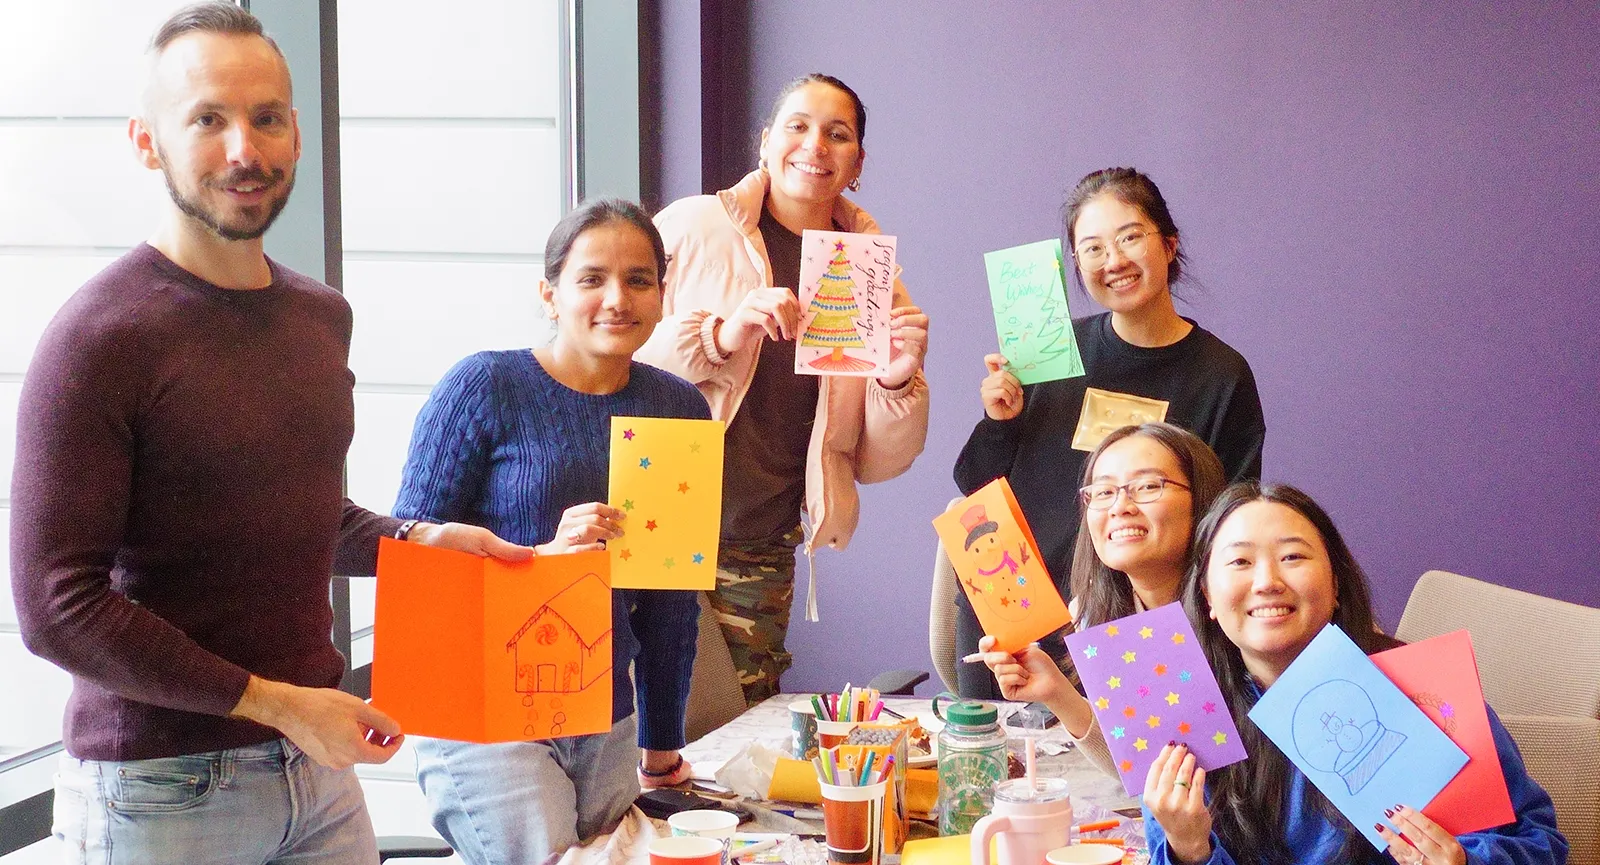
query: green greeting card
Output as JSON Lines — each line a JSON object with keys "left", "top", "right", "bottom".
{"left": 984, "top": 239, "right": 1084, "bottom": 385}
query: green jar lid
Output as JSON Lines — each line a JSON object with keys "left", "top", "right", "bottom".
{"left": 942, "top": 699, "right": 998, "bottom": 726}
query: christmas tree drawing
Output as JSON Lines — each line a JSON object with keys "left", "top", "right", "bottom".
{"left": 799, "top": 240, "right": 876, "bottom": 372}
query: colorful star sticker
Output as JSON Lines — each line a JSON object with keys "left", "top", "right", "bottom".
{"left": 1110, "top": 726, "right": 1126, "bottom": 739}
{"left": 1139, "top": 626, "right": 1154, "bottom": 639}
{"left": 1153, "top": 663, "right": 1167, "bottom": 676}
{"left": 1094, "top": 697, "right": 1110, "bottom": 710}
{"left": 1178, "top": 670, "right": 1193, "bottom": 683}
{"left": 1106, "top": 676, "right": 1122, "bottom": 689}
{"left": 678, "top": 481, "right": 690, "bottom": 493}
{"left": 1165, "top": 692, "right": 1180, "bottom": 706}
{"left": 1122, "top": 650, "right": 1137, "bottom": 663}
{"left": 1119, "top": 760, "right": 1133, "bottom": 773}
{"left": 623, "top": 428, "right": 635, "bottom": 440}
{"left": 1016, "top": 576, "right": 1026, "bottom": 586}
{"left": 1133, "top": 738, "right": 1149, "bottom": 752}
{"left": 1171, "top": 632, "right": 1186, "bottom": 644}
{"left": 639, "top": 457, "right": 651, "bottom": 469}
{"left": 663, "top": 558, "right": 675, "bottom": 569}
{"left": 645, "top": 520, "right": 658, "bottom": 531}
{"left": 984, "top": 581, "right": 995, "bottom": 593}
{"left": 1440, "top": 702, "right": 1456, "bottom": 719}
{"left": 688, "top": 442, "right": 701, "bottom": 453}
{"left": 1137, "top": 685, "right": 1151, "bottom": 698}
{"left": 1213, "top": 731, "right": 1228, "bottom": 746}
{"left": 619, "top": 549, "right": 632, "bottom": 561}
{"left": 692, "top": 552, "right": 705, "bottom": 564}
{"left": 621, "top": 499, "right": 635, "bottom": 511}
{"left": 1083, "top": 645, "right": 1098, "bottom": 659}
{"left": 1147, "top": 715, "right": 1161, "bottom": 728}
{"left": 1105, "top": 625, "right": 1120, "bottom": 636}
{"left": 1020, "top": 598, "right": 1031, "bottom": 609}
{"left": 1177, "top": 721, "right": 1192, "bottom": 734}
{"left": 1202, "top": 701, "right": 1217, "bottom": 714}
{"left": 999, "top": 596, "right": 1011, "bottom": 607}
{"left": 1123, "top": 705, "right": 1136, "bottom": 718}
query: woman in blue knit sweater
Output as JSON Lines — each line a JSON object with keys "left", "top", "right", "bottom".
{"left": 1144, "top": 483, "right": 1565, "bottom": 865}
{"left": 393, "top": 200, "right": 709, "bottom": 864}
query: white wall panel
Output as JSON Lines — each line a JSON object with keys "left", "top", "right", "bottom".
{"left": 0, "top": 383, "right": 18, "bottom": 506}
{"left": 338, "top": 0, "right": 557, "bottom": 120}
{"left": 0, "top": 2, "right": 192, "bottom": 118}
{"left": 0, "top": 635, "right": 72, "bottom": 753}
{"left": 348, "top": 392, "right": 429, "bottom": 516}
{"left": 346, "top": 259, "right": 544, "bottom": 386}
{"left": 339, "top": 126, "right": 560, "bottom": 255}
{"left": 0, "top": 126, "right": 164, "bottom": 248}
{"left": 0, "top": 508, "right": 12, "bottom": 626}
{"left": 351, "top": 578, "right": 376, "bottom": 636}
{"left": 0, "top": 254, "right": 117, "bottom": 374}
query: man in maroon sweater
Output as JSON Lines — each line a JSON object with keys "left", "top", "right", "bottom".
{"left": 9, "top": 4, "right": 531, "bottom": 862}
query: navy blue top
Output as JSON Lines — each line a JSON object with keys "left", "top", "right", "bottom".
{"left": 395, "top": 350, "right": 710, "bottom": 750}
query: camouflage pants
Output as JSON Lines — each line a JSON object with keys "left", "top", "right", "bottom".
{"left": 710, "top": 527, "right": 804, "bottom": 706}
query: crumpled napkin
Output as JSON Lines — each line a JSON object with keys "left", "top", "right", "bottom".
{"left": 712, "top": 740, "right": 789, "bottom": 799}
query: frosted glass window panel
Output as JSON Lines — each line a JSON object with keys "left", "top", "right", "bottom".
{"left": 338, "top": 0, "right": 558, "bottom": 120}
{"left": 346, "top": 259, "right": 544, "bottom": 387}
{"left": 0, "top": 126, "right": 165, "bottom": 248}
{"left": 0, "top": 383, "right": 18, "bottom": 506}
{"left": 0, "top": 1, "right": 196, "bottom": 117}
{"left": 347, "top": 391, "right": 429, "bottom": 517}
{"left": 0, "top": 508, "right": 13, "bottom": 627}
{"left": 340, "top": 126, "right": 561, "bottom": 256}
{"left": 0, "top": 635, "right": 72, "bottom": 755}
{"left": 0, "top": 255, "right": 116, "bottom": 374}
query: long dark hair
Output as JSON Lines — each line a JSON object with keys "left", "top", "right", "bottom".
{"left": 1068, "top": 423, "right": 1227, "bottom": 629}
{"left": 1061, "top": 167, "right": 1188, "bottom": 291}
{"left": 764, "top": 73, "right": 868, "bottom": 146}
{"left": 1181, "top": 483, "right": 1400, "bottom": 865}
{"left": 543, "top": 198, "right": 668, "bottom": 284}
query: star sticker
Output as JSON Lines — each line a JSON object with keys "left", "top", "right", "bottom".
{"left": 1133, "top": 738, "right": 1149, "bottom": 752}
{"left": 1105, "top": 625, "right": 1119, "bottom": 636}
{"left": 1119, "top": 760, "right": 1133, "bottom": 773}
{"left": 1083, "top": 645, "right": 1098, "bottom": 659}
{"left": 1016, "top": 576, "right": 1026, "bottom": 586}
{"left": 639, "top": 457, "right": 651, "bottom": 469}
{"left": 1202, "top": 701, "right": 1217, "bottom": 715}
{"left": 619, "top": 549, "right": 632, "bottom": 560}
{"left": 1178, "top": 670, "right": 1193, "bottom": 683}
{"left": 678, "top": 481, "right": 690, "bottom": 493}
{"left": 1153, "top": 663, "right": 1167, "bottom": 676}
{"left": 623, "top": 428, "right": 635, "bottom": 440}
{"left": 999, "top": 596, "right": 1011, "bottom": 607}
{"left": 1147, "top": 715, "right": 1162, "bottom": 728}
{"left": 1171, "top": 632, "right": 1186, "bottom": 644}
{"left": 1177, "top": 721, "right": 1192, "bottom": 734}
{"left": 1106, "top": 676, "right": 1121, "bottom": 689}
{"left": 645, "top": 520, "right": 658, "bottom": 531}
{"left": 1213, "top": 731, "right": 1228, "bottom": 746}
{"left": 1440, "top": 702, "right": 1456, "bottom": 719}
{"left": 688, "top": 442, "right": 701, "bottom": 453}
{"left": 663, "top": 557, "right": 675, "bottom": 569}
{"left": 1123, "top": 705, "right": 1136, "bottom": 718}
{"left": 1165, "top": 692, "right": 1180, "bottom": 706}
{"left": 1109, "top": 726, "right": 1125, "bottom": 739}
{"left": 1137, "top": 685, "right": 1151, "bottom": 697}
{"left": 692, "top": 552, "right": 705, "bottom": 564}
{"left": 1139, "top": 626, "right": 1154, "bottom": 639}
{"left": 984, "top": 581, "right": 995, "bottom": 593}
{"left": 621, "top": 499, "right": 635, "bottom": 511}
{"left": 1094, "top": 697, "right": 1109, "bottom": 710}
{"left": 1122, "top": 650, "right": 1137, "bottom": 663}
{"left": 1019, "top": 598, "right": 1031, "bottom": 609}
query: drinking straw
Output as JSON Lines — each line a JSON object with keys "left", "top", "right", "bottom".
{"left": 1025, "top": 736, "right": 1037, "bottom": 791}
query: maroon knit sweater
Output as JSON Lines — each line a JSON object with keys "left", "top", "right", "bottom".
{"left": 10, "top": 244, "right": 400, "bottom": 761}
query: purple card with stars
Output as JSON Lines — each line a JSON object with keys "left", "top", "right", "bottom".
{"left": 606, "top": 417, "right": 724, "bottom": 590}
{"left": 1063, "top": 602, "right": 1247, "bottom": 796}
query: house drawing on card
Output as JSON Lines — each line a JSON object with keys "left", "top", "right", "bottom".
{"left": 505, "top": 573, "right": 613, "bottom": 694}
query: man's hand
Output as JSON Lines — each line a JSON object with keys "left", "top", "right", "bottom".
{"left": 232, "top": 676, "right": 403, "bottom": 770}
{"left": 406, "top": 522, "right": 535, "bottom": 562}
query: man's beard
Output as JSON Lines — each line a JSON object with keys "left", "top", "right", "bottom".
{"left": 161, "top": 162, "right": 296, "bottom": 242}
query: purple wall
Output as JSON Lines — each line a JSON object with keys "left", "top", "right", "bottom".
{"left": 653, "top": 2, "right": 1600, "bottom": 693}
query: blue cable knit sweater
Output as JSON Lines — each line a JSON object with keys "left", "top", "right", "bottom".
{"left": 394, "top": 350, "right": 710, "bottom": 750}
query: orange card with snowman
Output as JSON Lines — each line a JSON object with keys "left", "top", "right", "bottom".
{"left": 933, "top": 478, "right": 1072, "bottom": 653}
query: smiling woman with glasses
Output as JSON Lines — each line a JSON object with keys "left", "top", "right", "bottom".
{"left": 953, "top": 167, "right": 1267, "bottom": 701}
{"left": 974, "top": 422, "right": 1226, "bottom": 781}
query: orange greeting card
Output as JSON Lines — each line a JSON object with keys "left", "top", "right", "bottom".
{"left": 933, "top": 478, "right": 1072, "bottom": 653}
{"left": 608, "top": 417, "right": 725, "bottom": 590}
{"left": 1371, "top": 630, "right": 1515, "bottom": 834}
{"left": 373, "top": 539, "right": 613, "bottom": 743}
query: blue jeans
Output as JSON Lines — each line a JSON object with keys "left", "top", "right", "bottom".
{"left": 52, "top": 738, "right": 377, "bottom": 864}
{"left": 415, "top": 714, "right": 640, "bottom": 865}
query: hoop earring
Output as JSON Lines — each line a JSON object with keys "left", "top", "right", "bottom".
{"left": 848, "top": 177, "right": 861, "bottom": 192}
{"left": 759, "top": 157, "right": 768, "bottom": 171}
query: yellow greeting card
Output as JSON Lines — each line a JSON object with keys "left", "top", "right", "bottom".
{"left": 607, "top": 417, "right": 725, "bottom": 589}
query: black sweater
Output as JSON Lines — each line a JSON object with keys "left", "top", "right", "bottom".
{"left": 953, "top": 313, "right": 1266, "bottom": 592}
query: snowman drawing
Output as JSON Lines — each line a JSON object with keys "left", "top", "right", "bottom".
{"left": 957, "top": 503, "right": 1036, "bottom": 623}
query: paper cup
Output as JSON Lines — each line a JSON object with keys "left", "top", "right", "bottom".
{"left": 820, "top": 780, "right": 887, "bottom": 865}
{"left": 790, "top": 699, "right": 820, "bottom": 759}
{"left": 649, "top": 836, "right": 725, "bottom": 865}
{"left": 1045, "top": 845, "right": 1124, "bottom": 865}
{"left": 669, "top": 809, "right": 738, "bottom": 839}
{"left": 816, "top": 719, "right": 858, "bottom": 750}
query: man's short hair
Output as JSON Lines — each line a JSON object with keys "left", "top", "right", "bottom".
{"left": 149, "top": 1, "right": 283, "bottom": 58}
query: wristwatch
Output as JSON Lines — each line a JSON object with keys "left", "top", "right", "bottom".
{"left": 394, "top": 519, "right": 421, "bottom": 541}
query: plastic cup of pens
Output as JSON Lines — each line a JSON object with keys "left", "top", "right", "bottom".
{"left": 814, "top": 688, "right": 883, "bottom": 748}
{"left": 820, "top": 780, "right": 889, "bottom": 865}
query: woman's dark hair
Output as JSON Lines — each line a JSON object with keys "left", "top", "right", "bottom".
{"left": 1061, "top": 167, "right": 1188, "bottom": 289}
{"left": 543, "top": 198, "right": 668, "bottom": 284}
{"left": 1181, "top": 482, "right": 1400, "bottom": 865}
{"left": 1068, "top": 423, "right": 1227, "bottom": 629}
{"left": 764, "top": 73, "right": 868, "bottom": 146}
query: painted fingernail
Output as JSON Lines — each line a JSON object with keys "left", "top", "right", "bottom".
{"left": 1168, "top": 740, "right": 1176, "bottom": 746}
{"left": 1383, "top": 807, "right": 1395, "bottom": 818}
{"left": 1374, "top": 823, "right": 1386, "bottom": 834}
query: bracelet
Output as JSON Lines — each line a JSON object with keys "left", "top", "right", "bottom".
{"left": 394, "top": 519, "right": 420, "bottom": 541}
{"left": 638, "top": 755, "right": 684, "bottom": 778}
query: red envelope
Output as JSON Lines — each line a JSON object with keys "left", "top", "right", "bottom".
{"left": 1371, "top": 630, "right": 1515, "bottom": 833}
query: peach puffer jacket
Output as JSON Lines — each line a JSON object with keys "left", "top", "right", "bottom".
{"left": 637, "top": 168, "right": 930, "bottom": 612}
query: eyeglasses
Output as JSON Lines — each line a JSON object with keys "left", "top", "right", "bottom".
{"left": 1078, "top": 477, "right": 1191, "bottom": 510}
{"left": 1073, "top": 227, "right": 1159, "bottom": 269}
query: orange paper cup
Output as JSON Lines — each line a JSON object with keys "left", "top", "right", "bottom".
{"left": 816, "top": 719, "right": 858, "bottom": 749}
{"left": 649, "top": 836, "right": 724, "bottom": 865}
{"left": 820, "top": 780, "right": 887, "bottom": 865}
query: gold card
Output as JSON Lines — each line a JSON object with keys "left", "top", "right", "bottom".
{"left": 1071, "top": 387, "right": 1170, "bottom": 452}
